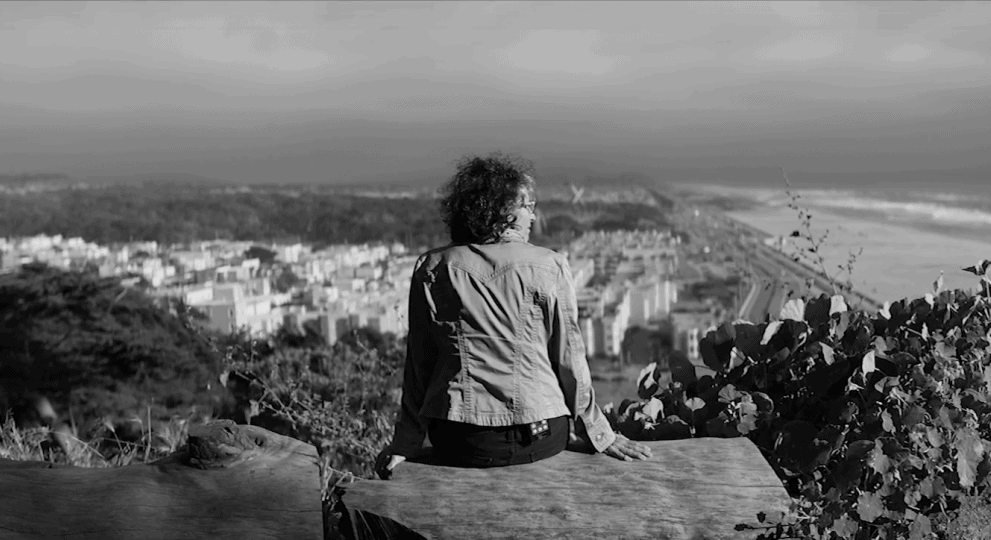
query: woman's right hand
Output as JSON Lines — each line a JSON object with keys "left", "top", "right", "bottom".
{"left": 374, "top": 447, "right": 407, "bottom": 480}
{"left": 603, "top": 433, "right": 652, "bottom": 461}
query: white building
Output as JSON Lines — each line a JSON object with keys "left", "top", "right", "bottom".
{"left": 185, "top": 280, "right": 284, "bottom": 336}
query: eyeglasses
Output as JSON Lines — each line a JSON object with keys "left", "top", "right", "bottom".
{"left": 522, "top": 200, "right": 536, "bottom": 213}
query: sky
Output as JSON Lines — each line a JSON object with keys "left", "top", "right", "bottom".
{"left": 2, "top": 1, "right": 990, "bottom": 185}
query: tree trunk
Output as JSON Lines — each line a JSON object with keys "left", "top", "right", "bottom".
{"left": 0, "top": 420, "right": 322, "bottom": 540}
{"left": 338, "top": 437, "right": 791, "bottom": 540}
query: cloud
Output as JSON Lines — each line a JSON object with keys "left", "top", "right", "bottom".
{"left": 765, "top": 1, "right": 833, "bottom": 27}
{"left": 492, "top": 29, "right": 623, "bottom": 76}
{"left": 884, "top": 43, "right": 933, "bottom": 63}
{"left": 753, "top": 32, "right": 845, "bottom": 62}
{"left": 150, "top": 16, "right": 334, "bottom": 73}
{"left": 880, "top": 41, "right": 984, "bottom": 68}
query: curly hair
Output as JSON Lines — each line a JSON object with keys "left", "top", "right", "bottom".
{"left": 438, "top": 152, "right": 536, "bottom": 244}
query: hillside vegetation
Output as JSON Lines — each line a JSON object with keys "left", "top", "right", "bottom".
{"left": 0, "top": 184, "right": 667, "bottom": 248}
{"left": 4, "top": 261, "right": 991, "bottom": 538}
{"left": 608, "top": 261, "right": 991, "bottom": 539}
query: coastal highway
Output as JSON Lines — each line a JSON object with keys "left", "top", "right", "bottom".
{"left": 736, "top": 246, "right": 810, "bottom": 322}
{"left": 640, "top": 184, "right": 878, "bottom": 321}
{"left": 724, "top": 216, "right": 882, "bottom": 317}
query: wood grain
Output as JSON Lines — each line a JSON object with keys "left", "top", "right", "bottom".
{"left": 0, "top": 420, "right": 322, "bottom": 540}
{"left": 341, "top": 437, "right": 791, "bottom": 540}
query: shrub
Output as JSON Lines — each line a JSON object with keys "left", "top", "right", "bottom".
{"left": 607, "top": 261, "right": 991, "bottom": 539}
{"left": 218, "top": 330, "right": 405, "bottom": 480}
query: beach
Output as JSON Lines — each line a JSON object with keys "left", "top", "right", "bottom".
{"left": 712, "top": 186, "right": 991, "bottom": 305}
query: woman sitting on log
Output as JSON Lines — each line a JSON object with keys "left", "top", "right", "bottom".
{"left": 375, "top": 152, "right": 651, "bottom": 479}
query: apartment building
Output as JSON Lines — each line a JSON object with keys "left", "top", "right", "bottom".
{"left": 185, "top": 279, "right": 285, "bottom": 336}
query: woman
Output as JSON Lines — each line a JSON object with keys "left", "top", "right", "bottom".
{"left": 375, "top": 153, "right": 651, "bottom": 479}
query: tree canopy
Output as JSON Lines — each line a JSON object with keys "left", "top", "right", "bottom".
{"left": 0, "top": 263, "right": 226, "bottom": 432}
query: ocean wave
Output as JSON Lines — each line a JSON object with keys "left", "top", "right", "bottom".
{"left": 801, "top": 195, "right": 991, "bottom": 227}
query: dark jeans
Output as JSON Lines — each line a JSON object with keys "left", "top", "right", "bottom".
{"left": 427, "top": 415, "right": 569, "bottom": 468}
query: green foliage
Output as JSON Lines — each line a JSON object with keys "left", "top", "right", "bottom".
{"left": 244, "top": 245, "right": 277, "bottom": 264}
{"left": 218, "top": 330, "right": 405, "bottom": 479}
{"left": 0, "top": 263, "right": 226, "bottom": 436}
{"left": 0, "top": 186, "right": 449, "bottom": 247}
{"left": 273, "top": 268, "right": 302, "bottom": 294}
{"left": 0, "top": 412, "right": 197, "bottom": 467}
{"left": 0, "top": 184, "right": 669, "bottom": 249}
{"left": 608, "top": 262, "right": 991, "bottom": 539}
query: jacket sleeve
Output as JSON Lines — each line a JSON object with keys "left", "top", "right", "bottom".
{"left": 390, "top": 258, "right": 437, "bottom": 457}
{"left": 546, "top": 257, "right": 616, "bottom": 453}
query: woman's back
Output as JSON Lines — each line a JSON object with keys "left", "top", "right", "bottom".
{"left": 411, "top": 239, "right": 574, "bottom": 427}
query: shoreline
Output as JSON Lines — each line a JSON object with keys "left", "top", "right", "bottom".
{"left": 682, "top": 183, "right": 991, "bottom": 247}
{"left": 725, "top": 203, "right": 991, "bottom": 304}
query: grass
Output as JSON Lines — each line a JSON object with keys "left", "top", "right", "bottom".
{"left": 1, "top": 413, "right": 354, "bottom": 538}
{"left": 0, "top": 413, "right": 194, "bottom": 467}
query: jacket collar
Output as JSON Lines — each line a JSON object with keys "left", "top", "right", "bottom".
{"left": 498, "top": 228, "right": 528, "bottom": 243}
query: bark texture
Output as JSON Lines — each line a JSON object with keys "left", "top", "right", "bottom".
{"left": 340, "top": 437, "right": 791, "bottom": 540}
{"left": 0, "top": 420, "right": 323, "bottom": 540}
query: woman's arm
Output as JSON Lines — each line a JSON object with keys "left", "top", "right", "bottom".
{"left": 546, "top": 258, "right": 617, "bottom": 453}
{"left": 389, "top": 259, "right": 438, "bottom": 458}
{"left": 547, "top": 257, "right": 652, "bottom": 462}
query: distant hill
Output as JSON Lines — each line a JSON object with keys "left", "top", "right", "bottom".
{"left": 0, "top": 172, "right": 235, "bottom": 194}
{"left": 0, "top": 173, "right": 82, "bottom": 189}
{"left": 82, "top": 172, "right": 236, "bottom": 188}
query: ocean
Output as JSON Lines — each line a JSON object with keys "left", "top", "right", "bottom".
{"left": 711, "top": 185, "right": 991, "bottom": 305}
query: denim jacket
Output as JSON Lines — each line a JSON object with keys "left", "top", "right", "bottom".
{"left": 390, "top": 232, "right": 616, "bottom": 457}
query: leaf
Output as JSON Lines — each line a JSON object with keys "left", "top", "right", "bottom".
{"left": 737, "top": 412, "right": 758, "bottom": 435}
{"left": 879, "top": 301, "right": 892, "bottom": 320}
{"left": 962, "top": 259, "right": 991, "bottom": 277}
{"left": 637, "top": 362, "right": 658, "bottom": 389}
{"left": 684, "top": 397, "right": 706, "bottom": 412}
{"left": 857, "top": 491, "right": 885, "bottom": 522}
{"left": 821, "top": 343, "right": 835, "bottom": 365}
{"left": 761, "top": 321, "right": 782, "bottom": 345}
{"left": 775, "top": 420, "right": 819, "bottom": 468}
{"left": 830, "top": 295, "right": 848, "bottom": 315}
{"left": 902, "top": 406, "right": 927, "bottom": 428}
{"left": 955, "top": 429, "right": 985, "bottom": 488}
{"left": 641, "top": 397, "right": 664, "bottom": 423}
{"left": 780, "top": 298, "right": 805, "bottom": 322}
{"left": 862, "top": 350, "right": 876, "bottom": 375}
{"left": 718, "top": 384, "right": 743, "bottom": 404}
{"left": 846, "top": 440, "right": 874, "bottom": 461}
{"left": 831, "top": 513, "right": 858, "bottom": 539}
{"left": 909, "top": 515, "right": 932, "bottom": 540}
{"left": 637, "top": 362, "right": 660, "bottom": 399}
{"left": 804, "top": 294, "right": 831, "bottom": 327}
{"left": 869, "top": 440, "right": 892, "bottom": 475}
{"left": 933, "top": 271, "right": 944, "bottom": 295}
{"left": 714, "top": 321, "right": 736, "bottom": 344}
{"left": 728, "top": 347, "right": 746, "bottom": 370}
{"left": 881, "top": 410, "right": 895, "bottom": 433}
{"left": 873, "top": 336, "right": 888, "bottom": 356}
{"left": 732, "top": 322, "right": 763, "bottom": 358}
{"left": 668, "top": 351, "right": 697, "bottom": 387}
{"left": 752, "top": 392, "right": 774, "bottom": 413}
{"left": 699, "top": 334, "right": 729, "bottom": 372}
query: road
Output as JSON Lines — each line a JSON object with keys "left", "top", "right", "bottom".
{"left": 725, "top": 218, "right": 881, "bottom": 321}
{"left": 640, "top": 185, "right": 879, "bottom": 322}
{"left": 737, "top": 248, "right": 809, "bottom": 322}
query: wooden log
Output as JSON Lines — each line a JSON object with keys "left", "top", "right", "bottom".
{"left": 340, "top": 437, "right": 791, "bottom": 540}
{"left": 0, "top": 420, "right": 323, "bottom": 540}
